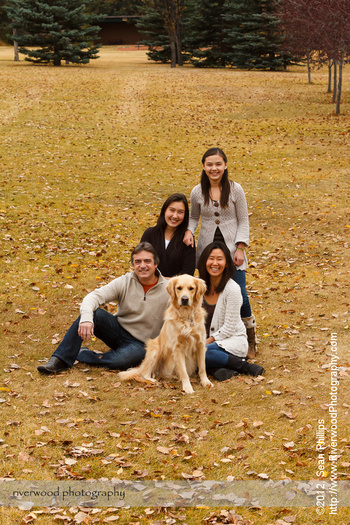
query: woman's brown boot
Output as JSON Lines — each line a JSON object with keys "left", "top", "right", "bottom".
{"left": 242, "top": 315, "right": 257, "bottom": 359}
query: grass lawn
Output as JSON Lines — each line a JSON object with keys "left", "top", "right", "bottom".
{"left": 0, "top": 46, "right": 349, "bottom": 524}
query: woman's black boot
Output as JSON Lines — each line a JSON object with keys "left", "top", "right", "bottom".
{"left": 208, "top": 368, "right": 239, "bottom": 381}
{"left": 226, "top": 355, "right": 265, "bottom": 377}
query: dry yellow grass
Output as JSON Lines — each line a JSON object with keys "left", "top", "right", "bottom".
{"left": 0, "top": 46, "right": 349, "bottom": 524}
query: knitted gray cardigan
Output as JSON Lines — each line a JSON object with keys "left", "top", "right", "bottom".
{"left": 188, "top": 181, "right": 250, "bottom": 269}
{"left": 209, "top": 280, "right": 248, "bottom": 357}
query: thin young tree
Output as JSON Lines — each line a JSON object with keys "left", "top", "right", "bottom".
{"left": 279, "top": 0, "right": 318, "bottom": 82}
{"left": 279, "top": 0, "right": 350, "bottom": 114}
{"left": 323, "top": 0, "right": 350, "bottom": 114}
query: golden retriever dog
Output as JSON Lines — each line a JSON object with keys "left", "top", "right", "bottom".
{"left": 118, "top": 274, "right": 213, "bottom": 394}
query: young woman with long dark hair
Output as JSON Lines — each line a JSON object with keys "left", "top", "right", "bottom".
{"left": 198, "top": 242, "right": 264, "bottom": 381}
{"left": 141, "top": 193, "right": 196, "bottom": 278}
{"left": 184, "top": 147, "right": 257, "bottom": 358}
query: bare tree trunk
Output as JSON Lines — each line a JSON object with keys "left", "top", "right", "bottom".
{"left": 176, "top": 41, "right": 183, "bottom": 66}
{"left": 170, "top": 38, "right": 176, "bottom": 68}
{"left": 161, "top": 0, "right": 184, "bottom": 68}
{"left": 333, "top": 60, "right": 337, "bottom": 103}
{"left": 13, "top": 27, "right": 19, "bottom": 61}
{"left": 307, "top": 53, "right": 311, "bottom": 83}
{"left": 175, "top": 26, "right": 183, "bottom": 66}
{"left": 335, "top": 53, "right": 343, "bottom": 115}
{"left": 327, "top": 59, "right": 332, "bottom": 93}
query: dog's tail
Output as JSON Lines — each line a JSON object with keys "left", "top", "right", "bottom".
{"left": 118, "top": 368, "right": 141, "bottom": 381}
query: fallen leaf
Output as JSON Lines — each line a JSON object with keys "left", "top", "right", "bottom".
{"left": 65, "top": 458, "right": 77, "bottom": 466}
{"left": 156, "top": 446, "right": 171, "bottom": 455}
{"left": 283, "top": 441, "right": 295, "bottom": 450}
{"left": 257, "top": 473, "right": 269, "bottom": 479}
{"left": 63, "top": 381, "right": 80, "bottom": 388}
{"left": 18, "top": 451, "right": 32, "bottom": 462}
{"left": 280, "top": 411, "right": 296, "bottom": 419}
{"left": 74, "top": 511, "right": 89, "bottom": 523}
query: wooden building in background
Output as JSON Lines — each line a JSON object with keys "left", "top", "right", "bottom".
{"left": 99, "top": 16, "right": 145, "bottom": 46}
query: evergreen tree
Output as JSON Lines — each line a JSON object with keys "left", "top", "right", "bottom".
{"left": 0, "top": 0, "right": 11, "bottom": 44}
{"left": 138, "top": 0, "right": 189, "bottom": 66}
{"left": 137, "top": 3, "right": 173, "bottom": 63}
{"left": 6, "top": 0, "right": 102, "bottom": 66}
{"left": 185, "top": 0, "right": 230, "bottom": 67}
{"left": 222, "top": 0, "right": 286, "bottom": 70}
{"left": 87, "top": 0, "right": 145, "bottom": 16}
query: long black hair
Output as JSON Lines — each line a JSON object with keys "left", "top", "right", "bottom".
{"left": 200, "top": 147, "right": 232, "bottom": 209}
{"left": 197, "top": 241, "right": 235, "bottom": 295}
{"left": 156, "top": 193, "right": 189, "bottom": 244}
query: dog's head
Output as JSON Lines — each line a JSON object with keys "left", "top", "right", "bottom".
{"left": 166, "top": 274, "right": 207, "bottom": 308}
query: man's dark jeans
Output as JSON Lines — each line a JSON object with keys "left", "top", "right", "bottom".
{"left": 53, "top": 308, "right": 145, "bottom": 370}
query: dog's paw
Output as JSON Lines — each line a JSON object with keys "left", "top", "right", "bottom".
{"left": 143, "top": 375, "right": 157, "bottom": 383}
{"left": 202, "top": 379, "right": 214, "bottom": 389}
{"left": 182, "top": 383, "right": 195, "bottom": 394}
{"left": 118, "top": 371, "right": 128, "bottom": 380}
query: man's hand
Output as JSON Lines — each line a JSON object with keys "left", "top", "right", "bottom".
{"left": 78, "top": 321, "right": 94, "bottom": 341}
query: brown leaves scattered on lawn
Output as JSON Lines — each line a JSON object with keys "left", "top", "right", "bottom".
{"left": 204, "top": 510, "right": 252, "bottom": 524}
{"left": 182, "top": 469, "right": 205, "bottom": 479}
{"left": 55, "top": 464, "right": 86, "bottom": 480}
{"left": 67, "top": 446, "right": 105, "bottom": 458}
{"left": 73, "top": 511, "right": 89, "bottom": 523}
{"left": 257, "top": 472, "right": 269, "bottom": 479}
{"left": 35, "top": 426, "right": 51, "bottom": 435}
{"left": 131, "top": 469, "right": 149, "bottom": 478}
{"left": 273, "top": 518, "right": 296, "bottom": 525}
{"left": 51, "top": 334, "right": 62, "bottom": 345}
{"left": 282, "top": 441, "right": 295, "bottom": 450}
{"left": 173, "top": 433, "right": 190, "bottom": 444}
{"left": 156, "top": 446, "right": 173, "bottom": 455}
{"left": 2, "top": 50, "right": 350, "bottom": 506}
{"left": 279, "top": 411, "right": 296, "bottom": 420}
{"left": 18, "top": 451, "right": 33, "bottom": 462}
{"left": 63, "top": 380, "right": 81, "bottom": 388}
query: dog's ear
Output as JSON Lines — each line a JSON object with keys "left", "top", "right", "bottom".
{"left": 194, "top": 277, "right": 207, "bottom": 302}
{"left": 166, "top": 276, "right": 178, "bottom": 299}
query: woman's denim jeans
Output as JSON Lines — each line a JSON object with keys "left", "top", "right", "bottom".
{"left": 53, "top": 308, "right": 145, "bottom": 370}
{"left": 205, "top": 342, "right": 231, "bottom": 368}
{"left": 233, "top": 269, "right": 252, "bottom": 318}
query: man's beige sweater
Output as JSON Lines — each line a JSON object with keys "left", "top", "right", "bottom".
{"left": 79, "top": 271, "right": 169, "bottom": 343}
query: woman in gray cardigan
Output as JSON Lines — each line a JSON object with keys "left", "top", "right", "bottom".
{"left": 198, "top": 242, "right": 264, "bottom": 381}
{"left": 184, "top": 147, "right": 257, "bottom": 359}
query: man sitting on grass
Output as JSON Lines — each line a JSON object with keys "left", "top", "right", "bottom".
{"left": 38, "top": 242, "right": 169, "bottom": 374}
